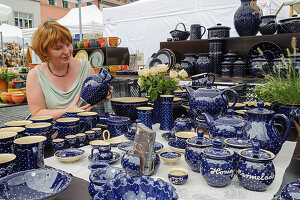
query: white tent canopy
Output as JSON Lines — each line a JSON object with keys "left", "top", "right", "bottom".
{"left": 22, "top": 5, "right": 103, "bottom": 44}
{"left": 0, "top": 4, "right": 12, "bottom": 21}
{"left": 0, "top": 23, "right": 23, "bottom": 44}
{"left": 103, "top": 0, "right": 290, "bottom": 61}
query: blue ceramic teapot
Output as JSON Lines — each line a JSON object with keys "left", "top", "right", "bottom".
{"left": 186, "top": 81, "right": 238, "bottom": 118}
{"left": 79, "top": 68, "right": 114, "bottom": 106}
{"left": 203, "top": 109, "right": 246, "bottom": 138}
{"left": 244, "top": 101, "right": 290, "bottom": 155}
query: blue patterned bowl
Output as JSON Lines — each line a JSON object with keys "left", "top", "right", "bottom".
{"left": 168, "top": 168, "right": 188, "bottom": 185}
{"left": 93, "top": 175, "right": 178, "bottom": 200}
{"left": 160, "top": 152, "right": 181, "bottom": 165}
{"left": 54, "top": 148, "right": 85, "bottom": 163}
{"left": 280, "top": 178, "right": 300, "bottom": 200}
{"left": 0, "top": 168, "right": 72, "bottom": 200}
{"left": 88, "top": 162, "right": 109, "bottom": 171}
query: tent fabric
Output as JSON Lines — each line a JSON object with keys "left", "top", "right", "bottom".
{"left": 103, "top": 0, "right": 290, "bottom": 61}
{"left": 0, "top": 23, "right": 23, "bottom": 44}
{"left": 0, "top": 4, "right": 12, "bottom": 21}
{"left": 22, "top": 5, "right": 103, "bottom": 44}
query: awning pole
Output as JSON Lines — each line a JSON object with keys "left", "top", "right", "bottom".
{"left": 78, "top": 0, "right": 83, "bottom": 41}
{"left": 0, "top": 32, "right": 4, "bottom": 67}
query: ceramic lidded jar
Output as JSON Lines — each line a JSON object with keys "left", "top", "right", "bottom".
{"left": 185, "top": 130, "right": 212, "bottom": 172}
{"left": 180, "top": 60, "right": 194, "bottom": 76}
{"left": 233, "top": 58, "right": 245, "bottom": 77}
{"left": 237, "top": 142, "right": 276, "bottom": 191}
{"left": 250, "top": 55, "right": 268, "bottom": 78}
{"left": 183, "top": 53, "right": 199, "bottom": 66}
{"left": 223, "top": 50, "right": 238, "bottom": 63}
{"left": 280, "top": 179, "right": 300, "bottom": 200}
{"left": 195, "top": 53, "right": 210, "bottom": 74}
{"left": 207, "top": 23, "right": 231, "bottom": 39}
{"left": 221, "top": 60, "right": 232, "bottom": 77}
{"left": 201, "top": 139, "right": 235, "bottom": 187}
{"left": 173, "top": 114, "right": 192, "bottom": 132}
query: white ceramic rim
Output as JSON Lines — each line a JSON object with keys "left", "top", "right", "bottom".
{"left": 0, "top": 132, "right": 17, "bottom": 139}
{"left": 25, "top": 122, "right": 52, "bottom": 128}
{"left": 0, "top": 153, "right": 16, "bottom": 164}
{"left": 168, "top": 168, "right": 188, "bottom": 176}
{"left": 14, "top": 136, "right": 47, "bottom": 145}
{"left": 111, "top": 97, "right": 148, "bottom": 103}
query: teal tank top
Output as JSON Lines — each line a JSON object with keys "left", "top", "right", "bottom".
{"left": 35, "top": 60, "right": 91, "bottom": 109}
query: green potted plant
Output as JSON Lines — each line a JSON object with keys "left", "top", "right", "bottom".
{"left": 0, "top": 68, "right": 18, "bottom": 92}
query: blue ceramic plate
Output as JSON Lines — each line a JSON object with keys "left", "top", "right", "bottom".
{"left": 0, "top": 168, "right": 72, "bottom": 200}
{"left": 55, "top": 148, "right": 85, "bottom": 163}
{"left": 118, "top": 141, "right": 164, "bottom": 153}
{"left": 88, "top": 151, "right": 121, "bottom": 164}
{"left": 154, "top": 50, "right": 172, "bottom": 68}
{"left": 149, "top": 58, "right": 162, "bottom": 68}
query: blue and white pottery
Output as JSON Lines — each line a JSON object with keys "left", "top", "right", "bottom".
{"left": 233, "top": 58, "right": 245, "bottom": 77}
{"left": 13, "top": 135, "right": 46, "bottom": 171}
{"left": 51, "top": 138, "right": 65, "bottom": 151}
{"left": 185, "top": 130, "right": 212, "bottom": 172}
{"left": 244, "top": 100, "right": 291, "bottom": 155}
{"left": 209, "top": 36, "right": 223, "bottom": 75}
{"left": 194, "top": 117, "right": 208, "bottom": 132}
{"left": 76, "top": 133, "right": 86, "bottom": 147}
{"left": 92, "top": 128, "right": 102, "bottom": 139}
{"left": 65, "top": 135, "right": 77, "bottom": 148}
{"left": 250, "top": 55, "right": 269, "bottom": 77}
{"left": 54, "top": 148, "right": 85, "bottom": 163}
{"left": 79, "top": 68, "right": 114, "bottom": 106}
{"left": 224, "top": 132, "right": 252, "bottom": 168}
{"left": 221, "top": 60, "right": 232, "bottom": 77}
{"left": 55, "top": 117, "right": 86, "bottom": 139}
{"left": 77, "top": 112, "right": 99, "bottom": 132}
{"left": 0, "top": 132, "right": 17, "bottom": 153}
{"left": 29, "top": 116, "right": 54, "bottom": 124}
{"left": 160, "top": 95, "right": 174, "bottom": 131}
{"left": 0, "top": 168, "right": 72, "bottom": 199}
{"left": 90, "top": 140, "right": 113, "bottom": 160}
{"left": 125, "top": 120, "right": 138, "bottom": 140}
{"left": 161, "top": 127, "right": 177, "bottom": 142}
{"left": 111, "top": 97, "right": 149, "bottom": 121}
{"left": 278, "top": 104, "right": 300, "bottom": 127}
{"left": 88, "top": 151, "right": 121, "bottom": 164}
{"left": 98, "top": 113, "right": 116, "bottom": 126}
{"left": 58, "top": 108, "right": 84, "bottom": 118}
{"left": 121, "top": 149, "right": 160, "bottom": 176}
{"left": 4, "top": 120, "right": 32, "bottom": 128}
{"left": 183, "top": 53, "right": 198, "bottom": 67}
{"left": 137, "top": 107, "right": 153, "bottom": 129}
{"left": 195, "top": 54, "right": 210, "bottom": 74}
{"left": 160, "top": 151, "right": 181, "bottom": 165}
{"left": 207, "top": 23, "right": 231, "bottom": 39}
{"left": 168, "top": 168, "right": 188, "bottom": 185}
{"left": 174, "top": 131, "right": 197, "bottom": 149}
{"left": 280, "top": 179, "right": 300, "bottom": 200}
{"left": 191, "top": 73, "right": 215, "bottom": 87}
{"left": 107, "top": 116, "right": 130, "bottom": 137}
{"left": 88, "top": 167, "right": 126, "bottom": 197}
{"left": 203, "top": 109, "right": 247, "bottom": 138}
{"left": 93, "top": 175, "right": 178, "bottom": 200}
{"left": 234, "top": 0, "right": 262, "bottom": 36}
{"left": 179, "top": 60, "right": 194, "bottom": 76}
{"left": 201, "top": 139, "right": 235, "bottom": 187}
{"left": 85, "top": 130, "right": 96, "bottom": 142}
{"left": 0, "top": 153, "right": 17, "bottom": 178}
{"left": 237, "top": 142, "right": 275, "bottom": 191}
{"left": 88, "top": 162, "right": 109, "bottom": 171}
{"left": 173, "top": 114, "right": 192, "bottom": 132}
{"left": 153, "top": 97, "right": 162, "bottom": 124}
{"left": 117, "top": 140, "right": 164, "bottom": 153}
{"left": 259, "top": 15, "right": 278, "bottom": 35}
{"left": 25, "top": 122, "right": 59, "bottom": 147}
{"left": 186, "top": 81, "right": 238, "bottom": 118}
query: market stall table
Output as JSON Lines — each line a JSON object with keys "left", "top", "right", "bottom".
{"left": 45, "top": 124, "right": 297, "bottom": 200}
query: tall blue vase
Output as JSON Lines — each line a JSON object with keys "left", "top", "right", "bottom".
{"left": 160, "top": 95, "right": 174, "bottom": 131}
{"left": 153, "top": 97, "right": 162, "bottom": 124}
{"left": 137, "top": 107, "right": 153, "bottom": 129}
{"left": 234, "top": 0, "right": 262, "bottom": 36}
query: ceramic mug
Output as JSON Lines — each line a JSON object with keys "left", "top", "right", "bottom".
{"left": 0, "top": 153, "right": 17, "bottom": 178}
{"left": 77, "top": 112, "right": 99, "bottom": 132}
{"left": 65, "top": 135, "right": 77, "bottom": 148}
{"left": 51, "top": 138, "right": 65, "bottom": 151}
{"left": 14, "top": 136, "right": 46, "bottom": 171}
{"left": 59, "top": 109, "right": 84, "bottom": 118}
{"left": 3, "top": 120, "right": 33, "bottom": 128}
{"left": 98, "top": 37, "right": 108, "bottom": 47}
{"left": 55, "top": 117, "right": 86, "bottom": 139}
{"left": 92, "top": 128, "right": 102, "bottom": 139}
{"left": 85, "top": 130, "right": 96, "bottom": 142}
{"left": 137, "top": 107, "right": 153, "bottom": 129}
{"left": 90, "top": 140, "right": 113, "bottom": 160}
{"left": 109, "top": 37, "right": 121, "bottom": 47}
{"left": 29, "top": 116, "right": 54, "bottom": 124}
{"left": 0, "top": 127, "right": 26, "bottom": 138}
{"left": 76, "top": 133, "right": 86, "bottom": 147}
{"left": 90, "top": 39, "right": 100, "bottom": 47}
{"left": 0, "top": 132, "right": 17, "bottom": 153}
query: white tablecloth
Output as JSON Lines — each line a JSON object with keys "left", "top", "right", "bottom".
{"left": 45, "top": 124, "right": 296, "bottom": 200}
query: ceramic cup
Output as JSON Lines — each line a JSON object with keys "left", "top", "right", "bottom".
{"left": 0, "top": 132, "right": 17, "bottom": 153}
{"left": 76, "top": 133, "right": 86, "bottom": 147}
{"left": 108, "top": 37, "right": 121, "bottom": 47}
{"left": 65, "top": 135, "right": 77, "bottom": 148}
{"left": 137, "top": 107, "right": 153, "bottom": 129}
{"left": 98, "top": 37, "right": 108, "bottom": 47}
{"left": 14, "top": 136, "right": 46, "bottom": 171}
{"left": 174, "top": 131, "right": 197, "bottom": 149}
{"left": 0, "top": 153, "right": 17, "bottom": 178}
{"left": 29, "top": 116, "right": 54, "bottom": 124}
{"left": 85, "top": 130, "right": 96, "bottom": 142}
{"left": 168, "top": 168, "right": 189, "bottom": 185}
{"left": 92, "top": 128, "right": 102, "bottom": 139}
{"left": 4, "top": 120, "right": 32, "bottom": 128}
{"left": 0, "top": 127, "right": 26, "bottom": 138}
{"left": 90, "top": 39, "right": 100, "bottom": 47}
{"left": 90, "top": 140, "right": 113, "bottom": 160}
{"left": 25, "top": 122, "right": 59, "bottom": 147}
{"left": 51, "top": 138, "right": 65, "bottom": 151}
{"left": 59, "top": 109, "right": 85, "bottom": 118}
{"left": 55, "top": 117, "right": 86, "bottom": 139}
{"left": 77, "top": 112, "right": 99, "bottom": 132}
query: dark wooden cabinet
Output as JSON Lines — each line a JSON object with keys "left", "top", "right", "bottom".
{"left": 73, "top": 47, "right": 130, "bottom": 65}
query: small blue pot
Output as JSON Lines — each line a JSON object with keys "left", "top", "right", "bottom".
{"left": 107, "top": 116, "right": 130, "bottom": 137}
{"left": 168, "top": 168, "right": 188, "bottom": 185}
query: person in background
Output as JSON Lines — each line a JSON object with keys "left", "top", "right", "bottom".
{"left": 26, "top": 20, "right": 113, "bottom": 120}
{"left": 5, "top": 53, "right": 13, "bottom": 67}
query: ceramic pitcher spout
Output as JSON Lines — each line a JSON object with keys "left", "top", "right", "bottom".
{"left": 203, "top": 113, "right": 214, "bottom": 126}
{"left": 185, "top": 86, "right": 195, "bottom": 99}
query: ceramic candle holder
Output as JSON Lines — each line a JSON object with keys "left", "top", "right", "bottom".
{"left": 168, "top": 168, "right": 189, "bottom": 185}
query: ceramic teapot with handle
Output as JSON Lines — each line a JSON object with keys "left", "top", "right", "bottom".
{"left": 244, "top": 100, "right": 291, "bottom": 155}
{"left": 186, "top": 81, "right": 238, "bottom": 118}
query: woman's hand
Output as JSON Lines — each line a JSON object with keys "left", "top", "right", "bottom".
{"left": 68, "top": 96, "right": 94, "bottom": 111}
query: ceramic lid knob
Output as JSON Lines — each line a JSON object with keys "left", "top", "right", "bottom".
{"left": 206, "top": 81, "right": 212, "bottom": 89}
{"left": 257, "top": 100, "right": 264, "bottom": 109}
{"left": 212, "top": 139, "right": 223, "bottom": 148}
{"left": 197, "top": 129, "right": 204, "bottom": 138}
{"left": 226, "top": 109, "right": 234, "bottom": 116}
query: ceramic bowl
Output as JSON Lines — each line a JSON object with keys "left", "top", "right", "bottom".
{"left": 111, "top": 97, "right": 149, "bottom": 120}
{"left": 93, "top": 176, "right": 178, "bottom": 200}
{"left": 54, "top": 148, "right": 85, "bottom": 163}
{"left": 0, "top": 168, "right": 71, "bottom": 200}
{"left": 5, "top": 92, "right": 13, "bottom": 103}
{"left": 107, "top": 116, "right": 130, "bottom": 137}
{"left": 0, "top": 92, "right": 8, "bottom": 103}
{"left": 168, "top": 168, "right": 189, "bottom": 185}
{"left": 160, "top": 151, "right": 182, "bottom": 165}
{"left": 88, "top": 162, "right": 109, "bottom": 171}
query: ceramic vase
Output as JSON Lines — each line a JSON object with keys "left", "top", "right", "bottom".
{"left": 137, "top": 107, "right": 153, "bottom": 129}
{"left": 209, "top": 36, "right": 223, "bottom": 75}
{"left": 160, "top": 95, "right": 174, "bottom": 131}
{"left": 153, "top": 97, "right": 162, "bottom": 124}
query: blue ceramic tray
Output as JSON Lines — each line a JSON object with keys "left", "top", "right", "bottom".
{"left": 88, "top": 152, "right": 121, "bottom": 164}
{"left": 118, "top": 141, "right": 164, "bottom": 153}
{"left": 0, "top": 168, "right": 71, "bottom": 200}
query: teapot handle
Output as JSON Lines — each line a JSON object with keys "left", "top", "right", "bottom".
{"left": 221, "top": 89, "right": 238, "bottom": 109}
{"left": 270, "top": 113, "right": 291, "bottom": 146}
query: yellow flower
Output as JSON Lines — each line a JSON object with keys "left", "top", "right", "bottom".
{"left": 178, "top": 69, "right": 188, "bottom": 78}
{"left": 138, "top": 68, "right": 150, "bottom": 77}
{"left": 150, "top": 67, "right": 159, "bottom": 76}
{"left": 169, "top": 70, "right": 178, "bottom": 78}
{"left": 157, "top": 64, "right": 169, "bottom": 73}
{"left": 137, "top": 77, "right": 144, "bottom": 86}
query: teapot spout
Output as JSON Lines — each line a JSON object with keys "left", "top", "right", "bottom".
{"left": 203, "top": 113, "right": 214, "bottom": 126}
{"left": 185, "top": 86, "right": 195, "bottom": 99}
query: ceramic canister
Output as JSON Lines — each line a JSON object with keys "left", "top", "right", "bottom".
{"left": 25, "top": 123, "right": 59, "bottom": 147}
{"left": 14, "top": 136, "right": 46, "bottom": 171}
{"left": 90, "top": 140, "right": 113, "bottom": 160}
{"left": 201, "top": 140, "right": 235, "bottom": 187}
{"left": 0, "top": 153, "right": 17, "bottom": 178}
{"left": 0, "top": 132, "right": 17, "bottom": 153}
{"left": 77, "top": 112, "right": 99, "bottom": 132}
{"left": 55, "top": 117, "right": 86, "bottom": 139}
{"left": 173, "top": 114, "right": 192, "bottom": 132}
{"left": 237, "top": 142, "right": 276, "bottom": 191}
{"left": 160, "top": 95, "right": 174, "bottom": 131}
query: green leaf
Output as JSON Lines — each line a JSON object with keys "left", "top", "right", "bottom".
{"left": 150, "top": 90, "right": 158, "bottom": 101}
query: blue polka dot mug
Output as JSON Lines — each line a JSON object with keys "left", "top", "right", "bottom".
{"left": 55, "top": 118, "right": 86, "bottom": 139}
{"left": 0, "top": 153, "right": 17, "bottom": 178}
{"left": 0, "top": 132, "right": 17, "bottom": 153}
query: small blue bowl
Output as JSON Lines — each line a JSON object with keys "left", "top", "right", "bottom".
{"left": 88, "top": 162, "right": 109, "bottom": 171}
{"left": 160, "top": 151, "right": 181, "bottom": 165}
{"left": 168, "top": 168, "right": 188, "bottom": 185}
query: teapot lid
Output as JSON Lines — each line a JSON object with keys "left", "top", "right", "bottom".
{"left": 280, "top": 179, "right": 300, "bottom": 200}
{"left": 202, "top": 139, "right": 234, "bottom": 159}
{"left": 187, "top": 130, "right": 212, "bottom": 147}
{"left": 207, "top": 23, "right": 231, "bottom": 30}
{"left": 224, "top": 131, "right": 252, "bottom": 148}
{"left": 246, "top": 101, "right": 274, "bottom": 115}
{"left": 174, "top": 114, "right": 191, "bottom": 124}
{"left": 233, "top": 58, "right": 246, "bottom": 65}
{"left": 224, "top": 50, "right": 238, "bottom": 57}
{"left": 239, "top": 141, "right": 275, "bottom": 162}
{"left": 214, "top": 109, "right": 246, "bottom": 126}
